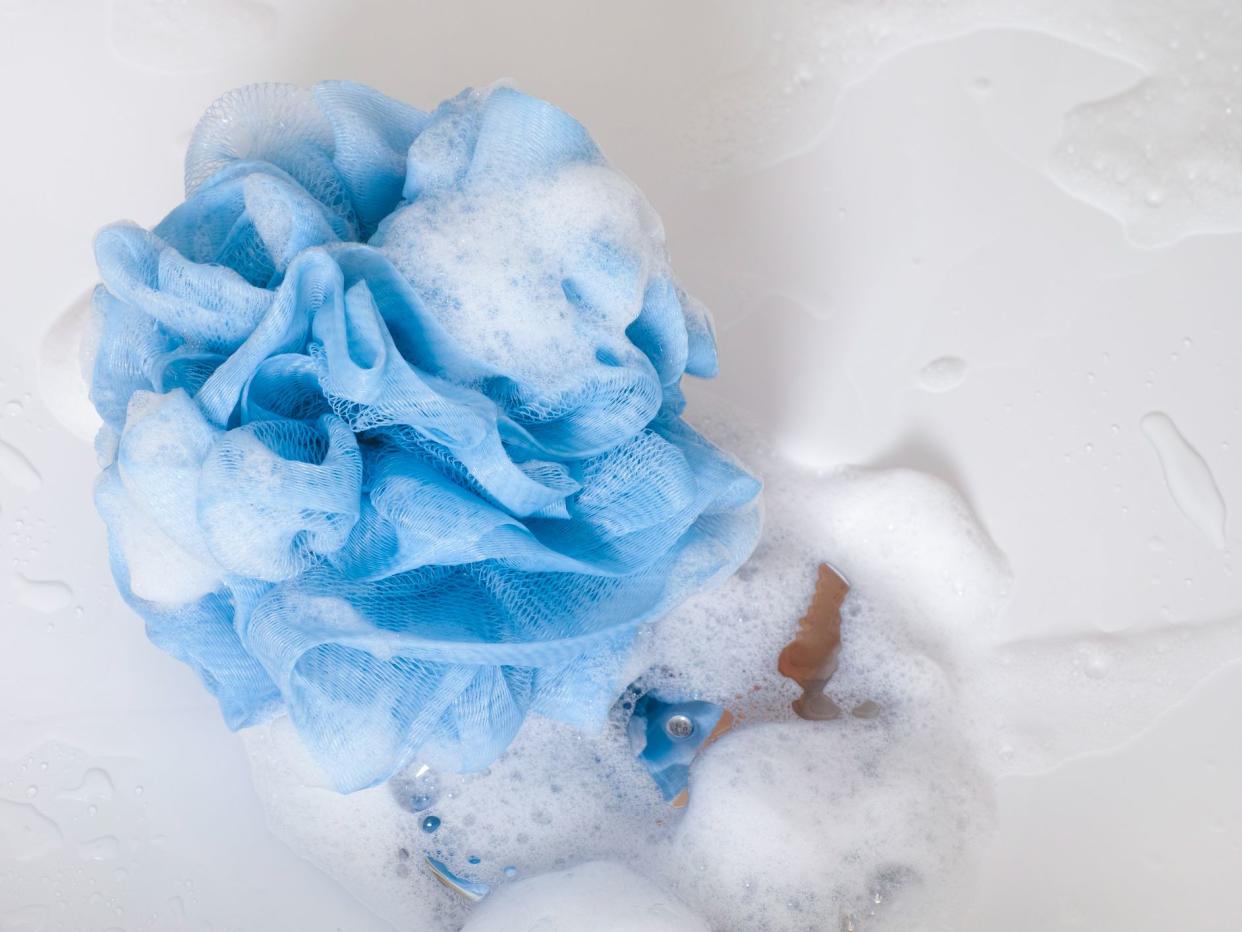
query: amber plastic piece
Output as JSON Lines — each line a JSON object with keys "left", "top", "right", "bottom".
{"left": 778, "top": 562, "right": 850, "bottom": 721}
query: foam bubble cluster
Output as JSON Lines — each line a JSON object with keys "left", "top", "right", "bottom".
{"left": 88, "top": 81, "right": 760, "bottom": 792}
{"left": 461, "top": 861, "right": 708, "bottom": 932}
{"left": 246, "top": 422, "right": 1242, "bottom": 928}
{"left": 243, "top": 436, "right": 1012, "bottom": 931}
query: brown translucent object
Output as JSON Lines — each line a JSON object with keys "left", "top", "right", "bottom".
{"left": 779, "top": 562, "right": 849, "bottom": 721}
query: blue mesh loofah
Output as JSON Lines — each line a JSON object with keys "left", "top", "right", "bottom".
{"left": 90, "top": 81, "right": 762, "bottom": 792}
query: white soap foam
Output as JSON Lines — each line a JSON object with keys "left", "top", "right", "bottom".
{"left": 461, "top": 860, "right": 709, "bottom": 932}
{"left": 245, "top": 409, "right": 1242, "bottom": 930}
{"left": 242, "top": 422, "right": 1009, "bottom": 930}
{"left": 380, "top": 161, "right": 667, "bottom": 387}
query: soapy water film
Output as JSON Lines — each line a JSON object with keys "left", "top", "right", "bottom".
{"left": 689, "top": 0, "right": 1242, "bottom": 248}
{"left": 5, "top": 2, "right": 1241, "bottom": 931}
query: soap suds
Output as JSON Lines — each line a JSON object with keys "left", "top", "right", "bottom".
{"left": 461, "top": 861, "right": 709, "bottom": 932}
{"left": 245, "top": 407, "right": 1242, "bottom": 930}
{"left": 380, "top": 162, "right": 666, "bottom": 387}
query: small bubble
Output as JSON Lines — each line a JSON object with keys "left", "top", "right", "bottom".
{"left": 1083, "top": 650, "right": 1111, "bottom": 679}
{"left": 916, "top": 356, "right": 967, "bottom": 393}
{"left": 503, "top": 866, "right": 518, "bottom": 878}
{"left": 420, "top": 815, "right": 441, "bottom": 833}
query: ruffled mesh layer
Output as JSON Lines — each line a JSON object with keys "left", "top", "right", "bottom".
{"left": 90, "top": 81, "right": 761, "bottom": 791}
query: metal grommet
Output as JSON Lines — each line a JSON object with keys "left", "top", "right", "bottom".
{"left": 665, "top": 714, "right": 695, "bottom": 739}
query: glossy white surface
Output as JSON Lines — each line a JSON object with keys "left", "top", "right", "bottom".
{"left": 1, "top": 2, "right": 1239, "bottom": 930}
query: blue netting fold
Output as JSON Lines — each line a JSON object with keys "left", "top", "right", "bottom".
{"left": 90, "top": 81, "right": 761, "bottom": 791}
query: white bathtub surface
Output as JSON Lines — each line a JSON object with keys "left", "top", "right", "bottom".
{"left": 1, "top": 2, "right": 1239, "bottom": 930}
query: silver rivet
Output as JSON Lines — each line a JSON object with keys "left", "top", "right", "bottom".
{"left": 665, "top": 714, "right": 694, "bottom": 739}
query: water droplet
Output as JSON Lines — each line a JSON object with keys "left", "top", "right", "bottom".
{"left": 503, "top": 865, "right": 518, "bottom": 878}
{"left": 0, "top": 904, "right": 50, "bottom": 932}
{"left": 24, "top": 785, "right": 37, "bottom": 798}
{"left": 14, "top": 576, "right": 75, "bottom": 614}
{"left": 38, "top": 290, "right": 101, "bottom": 443}
{"left": 1080, "top": 647, "right": 1111, "bottom": 679}
{"left": 916, "top": 356, "right": 967, "bottom": 393}
{"left": 60, "top": 768, "right": 114, "bottom": 802}
{"left": 1141, "top": 412, "right": 1228, "bottom": 547}
{"left": 79, "top": 835, "right": 120, "bottom": 861}
{"left": 420, "top": 815, "right": 441, "bottom": 833}
{"left": 467, "top": 855, "right": 481, "bottom": 865}
{"left": 0, "top": 439, "right": 41, "bottom": 491}
{"left": 0, "top": 800, "right": 63, "bottom": 861}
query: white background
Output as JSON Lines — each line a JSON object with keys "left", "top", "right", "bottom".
{"left": 1, "top": 2, "right": 1239, "bottom": 930}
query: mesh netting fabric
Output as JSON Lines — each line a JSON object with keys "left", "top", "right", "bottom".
{"left": 90, "top": 81, "right": 762, "bottom": 791}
